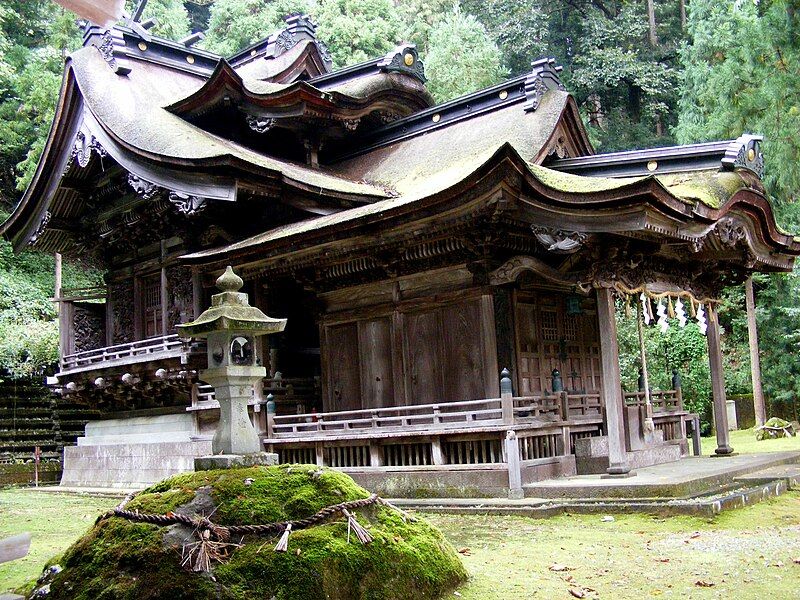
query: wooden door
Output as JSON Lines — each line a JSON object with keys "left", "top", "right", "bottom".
{"left": 514, "top": 291, "right": 601, "bottom": 394}
{"left": 358, "top": 317, "right": 395, "bottom": 408}
{"left": 404, "top": 309, "right": 443, "bottom": 404}
{"left": 324, "top": 323, "right": 361, "bottom": 411}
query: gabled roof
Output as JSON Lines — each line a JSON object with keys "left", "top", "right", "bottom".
{"left": 184, "top": 142, "right": 800, "bottom": 272}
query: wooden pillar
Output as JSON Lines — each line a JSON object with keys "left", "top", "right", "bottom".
{"left": 160, "top": 240, "right": 168, "bottom": 337}
{"left": 635, "top": 302, "right": 655, "bottom": 430}
{"left": 707, "top": 303, "right": 734, "bottom": 455}
{"left": 493, "top": 287, "right": 517, "bottom": 391}
{"left": 745, "top": 277, "right": 766, "bottom": 426}
{"left": 596, "top": 287, "right": 632, "bottom": 475}
{"left": 504, "top": 430, "right": 523, "bottom": 499}
{"left": 54, "top": 252, "right": 62, "bottom": 313}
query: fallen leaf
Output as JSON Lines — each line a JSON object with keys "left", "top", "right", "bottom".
{"left": 568, "top": 588, "right": 585, "bottom": 598}
{"left": 690, "top": 532, "right": 701, "bottom": 539}
{"left": 457, "top": 547, "right": 471, "bottom": 556}
{"left": 549, "top": 563, "right": 572, "bottom": 572}
{"left": 453, "top": 592, "right": 462, "bottom": 598}
{"left": 793, "top": 558, "right": 800, "bottom": 565}
{"left": 695, "top": 580, "right": 715, "bottom": 588}
{"left": 655, "top": 558, "right": 670, "bottom": 563}
{"left": 600, "top": 515, "right": 615, "bottom": 522}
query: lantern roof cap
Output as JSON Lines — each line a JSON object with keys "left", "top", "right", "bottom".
{"left": 177, "top": 266, "right": 286, "bottom": 338}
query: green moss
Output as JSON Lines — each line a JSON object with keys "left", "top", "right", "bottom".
{"left": 528, "top": 162, "right": 645, "bottom": 193}
{"left": 35, "top": 466, "right": 466, "bottom": 600}
{"left": 657, "top": 170, "right": 745, "bottom": 209}
{"left": 46, "top": 519, "right": 222, "bottom": 600}
{"left": 126, "top": 488, "right": 196, "bottom": 515}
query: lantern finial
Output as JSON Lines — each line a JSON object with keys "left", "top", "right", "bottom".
{"left": 216, "top": 265, "right": 243, "bottom": 293}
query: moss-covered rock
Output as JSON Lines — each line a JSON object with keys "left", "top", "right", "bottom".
{"left": 33, "top": 465, "right": 467, "bottom": 600}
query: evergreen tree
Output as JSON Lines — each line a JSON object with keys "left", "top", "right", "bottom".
{"left": 126, "top": 0, "right": 191, "bottom": 40}
{"left": 203, "top": 0, "right": 315, "bottom": 56}
{"left": 676, "top": 0, "right": 800, "bottom": 204}
{"left": 424, "top": 4, "right": 505, "bottom": 102}
{"left": 314, "top": 0, "right": 402, "bottom": 68}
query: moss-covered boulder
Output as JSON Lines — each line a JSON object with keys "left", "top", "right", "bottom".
{"left": 32, "top": 465, "right": 467, "bottom": 600}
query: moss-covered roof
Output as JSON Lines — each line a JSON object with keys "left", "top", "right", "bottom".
{"left": 185, "top": 142, "right": 758, "bottom": 261}
{"left": 69, "top": 47, "right": 389, "bottom": 199}
{"left": 33, "top": 465, "right": 467, "bottom": 600}
{"left": 655, "top": 169, "right": 747, "bottom": 209}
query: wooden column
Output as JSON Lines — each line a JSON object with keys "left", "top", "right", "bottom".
{"left": 596, "top": 287, "right": 631, "bottom": 475}
{"left": 707, "top": 303, "right": 734, "bottom": 454}
{"left": 505, "top": 430, "right": 523, "bottom": 499}
{"left": 745, "top": 277, "right": 766, "bottom": 426}
{"left": 160, "top": 240, "right": 168, "bottom": 337}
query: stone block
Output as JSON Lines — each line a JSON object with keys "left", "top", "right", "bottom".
{"left": 194, "top": 452, "right": 278, "bottom": 471}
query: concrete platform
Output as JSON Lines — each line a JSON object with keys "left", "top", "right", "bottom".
{"left": 523, "top": 451, "right": 800, "bottom": 499}
{"left": 390, "top": 452, "right": 800, "bottom": 517}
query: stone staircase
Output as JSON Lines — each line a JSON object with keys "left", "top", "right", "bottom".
{"left": 0, "top": 379, "right": 98, "bottom": 485}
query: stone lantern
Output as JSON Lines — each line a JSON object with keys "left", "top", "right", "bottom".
{"left": 178, "top": 266, "right": 286, "bottom": 469}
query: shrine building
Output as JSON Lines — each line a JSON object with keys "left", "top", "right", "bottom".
{"left": 3, "top": 15, "right": 798, "bottom": 495}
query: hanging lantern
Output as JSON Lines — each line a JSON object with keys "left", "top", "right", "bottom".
{"left": 565, "top": 290, "right": 583, "bottom": 316}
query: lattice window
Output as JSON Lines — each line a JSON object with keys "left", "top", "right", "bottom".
{"left": 443, "top": 438, "right": 502, "bottom": 464}
{"left": 278, "top": 446, "right": 316, "bottom": 465}
{"left": 518, "top": 434, "right": 561, "bottom": 460}
{"left": 383, "top": 443, "right": 432, "bottom": 466}
{"left": 540, "top": 309, "right": 558, "bottom": 341}
{"left": 324, "top": 445, "right": 370, "bottom": 467}
{"left": 563, "top": 314, "right": 578, "bottom": 341}
{"left": 142, "top": 273, "right": 162, "bottom": 338}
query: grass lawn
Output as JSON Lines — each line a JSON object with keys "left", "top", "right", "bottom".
{"left": 700, "top": 426, "right": 800, "bottom": 456}
{"left": 0, "top": 489, "right": 116, "bottom": 593}
{"left": 2, "top": 486, "right": 799, "bottom": 598}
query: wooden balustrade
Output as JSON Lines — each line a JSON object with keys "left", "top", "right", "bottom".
{"left": 623, "top": 389, "right": 683, "bottom": 412}
{"left": 60, "top": 334, "right": 185, "bottom": 373}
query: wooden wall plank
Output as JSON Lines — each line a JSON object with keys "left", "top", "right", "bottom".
{"left": 323, "top": 322, "right": 361, "bottom": 411}
{"left": 358, "top": 317, "right": 394, "bottom": 408}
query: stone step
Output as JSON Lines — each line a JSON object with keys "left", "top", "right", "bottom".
{"left": 733, "top": 463, "right": 800, "bottom": 487}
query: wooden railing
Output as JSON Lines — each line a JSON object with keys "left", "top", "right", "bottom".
{"left": 624, "top": 389, "right": 683, "bottom": 412}
{"left": 60, "top": 334, "right": 184, "bottom": 372}
{"left": 271, "top": 397, "right": 505, "bottom": 436}
{"left": 270, "top": 391, "right": 604, "bottom": 439}
{"left": 187, "top": 376, "right": 321, "bottom": 415}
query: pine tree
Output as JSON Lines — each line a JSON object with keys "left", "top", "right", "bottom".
{"left": 424, "top": 4, "right": 505, "bottom": 102}
{"left": 676, "top": 0, "right": 800, "bottom": 204}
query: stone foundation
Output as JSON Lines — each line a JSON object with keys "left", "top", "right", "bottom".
{"left": 574, "top": 435, "right": 684, "bottom": 475}
{"left": 61, "top": 413, "right": 211, "bottom": 488}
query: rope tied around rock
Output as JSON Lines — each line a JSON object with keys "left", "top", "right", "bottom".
{"left": 96, "top": 492, "right": 415, "bottom": 572}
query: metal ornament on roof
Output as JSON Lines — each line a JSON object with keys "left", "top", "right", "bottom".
{"left": 721, "top": 134, "right": 764, "bottom": 179}
{"left": 377, "top": 44, "right": 426, "bottom": 83}
{"left": 523, "top": 58, "right": 566, "bottom": 113}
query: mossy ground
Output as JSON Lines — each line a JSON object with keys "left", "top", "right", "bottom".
{"left": 2, "top": 480, "right": 799, "bottom": 599}
{"left": 27, "top": 465, "right": 467, "bottom": 600}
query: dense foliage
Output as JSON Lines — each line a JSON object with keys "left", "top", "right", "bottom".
{"left": 0, "top": 0, "right": 798, "bottom": 422}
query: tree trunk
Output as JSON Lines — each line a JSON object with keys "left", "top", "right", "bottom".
{"left": 679, "top": 0, "right": 686, "bottom": 30}
{"left": 647, "top": 0, "right": 658, "bottom": 46}
{"left": 745, "top": 277, "right": 766, "bottom": 426}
